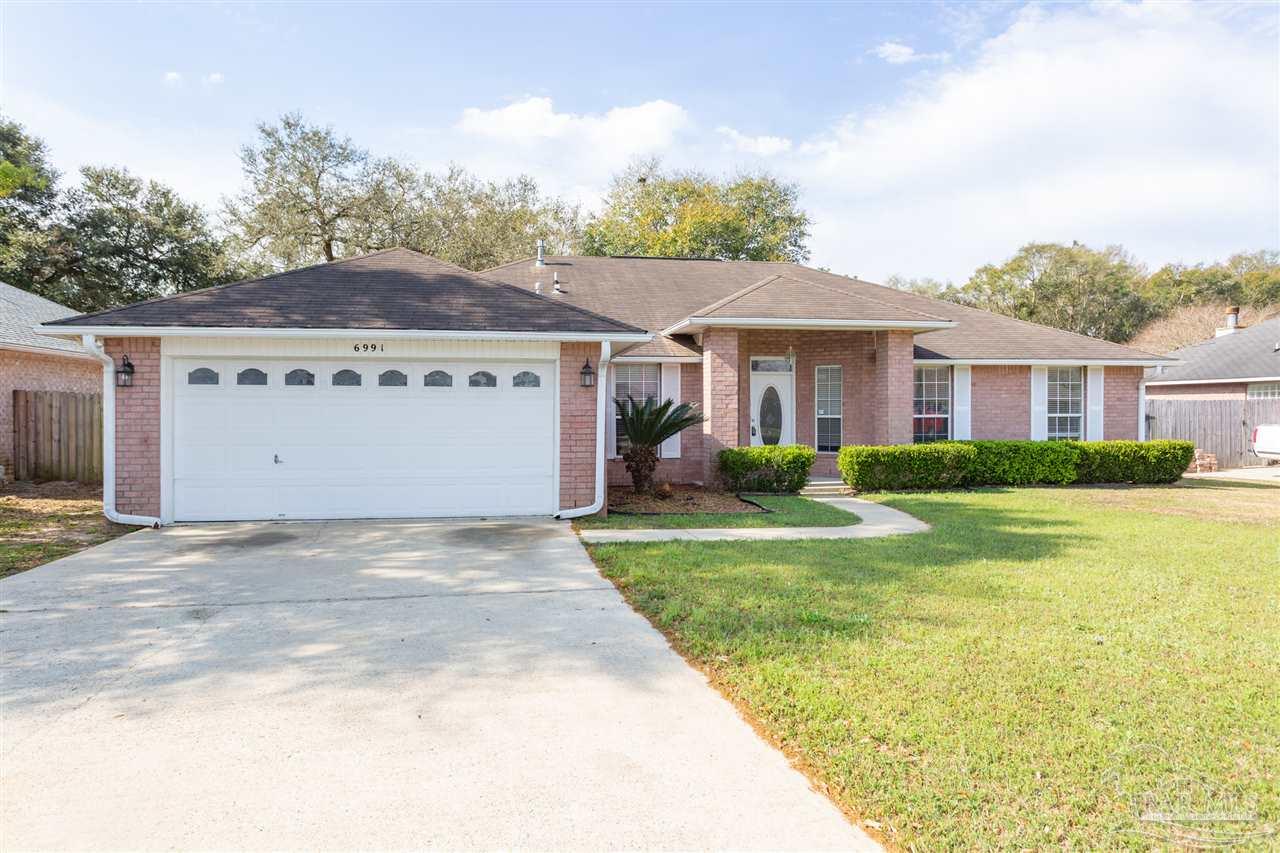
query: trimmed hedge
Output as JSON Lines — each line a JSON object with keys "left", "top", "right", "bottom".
{"left": 1074, "top": 439, "right": 1194, "bottom": 484}
{"left": 718, "top": 445, "right": 817, "bottom": 493}
{"left": 838, "top": 439, "right": 1195, "bottom": 491}
{"left": 837, "top": 443, "right": 975, "bottom": 491}
{"left": 965, "top": 440, "right": 1078, "bottom": 485}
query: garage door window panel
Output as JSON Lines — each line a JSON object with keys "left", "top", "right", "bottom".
{"left": 378, "top": 369, "right": 408, "bottom": 388}
{"left": 512, "top": 370, "right": 542, "bottom": 388}
{"left": 187, "top": 367, "right": 220, "bottom": 386}
{"left": 424, "top": 370, "right": 453, "bottom": 388}
{"left": 469, "top": 370, "right": 497, "bottom": 388}
{"left": 332, "top": 369, "right": 363, "bottom": 388}
{"left": 285, "top": 368, "right": 316, "bottom": 387}
{"left": 236, "top": 368, "right": 268, "bottom": 387}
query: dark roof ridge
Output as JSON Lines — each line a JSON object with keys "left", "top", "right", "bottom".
{"left": 46, "top": 248, "right": 410, "bottom": 327}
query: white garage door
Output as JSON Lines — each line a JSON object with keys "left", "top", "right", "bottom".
{"left": 172, "top": 359, "right": 557, "bottom": 521}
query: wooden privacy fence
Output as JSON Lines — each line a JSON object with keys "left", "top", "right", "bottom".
{"left": 1145, "top": 398, "right": 1280, "bottom": 469}
{"left": 11, "top": 390, "right": 103, "bottom": 483}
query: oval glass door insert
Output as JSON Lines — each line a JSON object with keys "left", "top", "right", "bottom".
{"left": 759, "top": 386, "right": 783, "bottom": 445}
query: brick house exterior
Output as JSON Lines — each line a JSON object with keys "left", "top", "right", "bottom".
{"left": 38, "top": 249, "right": 1166, "bottom": 523}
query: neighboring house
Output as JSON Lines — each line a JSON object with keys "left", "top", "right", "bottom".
{"left": 39, "top": 248, "right": 1166, "bottom": 524}
{"left": 1145, "top": 313, "right": 1280, "bottom": 400}
{"left": 1143, "top": 312, "right": 1280, "bottom": 469}
{"left": 0, "top": 283, "right": 103, "bottom": 481}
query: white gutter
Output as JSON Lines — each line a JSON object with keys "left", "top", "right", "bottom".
{"left": 663, "top": 317, "right": 955, "bottom": 335}
{"left": 556, "top": 341, "right": 612, "bottom": 520}
{"left": 0, "top": 341, "right": 100, "bottom": 361}
{"left": 42, "top": 325, "right": 650, "bottom": 344}
{"left": 1145, "top": 375, "right": 1280, "bottom": 386}
{"left": 82, "top": 335, "right": 160, "bottom": 528}
{"left": 915, "top": 357, "right": 1171, "bottom": 368}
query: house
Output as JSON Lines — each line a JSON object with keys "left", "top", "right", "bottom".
{"left": 1143, "top": 311, "right": 1280, "bottom": 469}
{"left": 1145, "top": 311, "right": 1280, "bottom": 400}
{"left": 0, "top": 283, "right": 103, "bottom": 482}
{"left": 39, "top": 248, "right": 1166, "bottom": 525}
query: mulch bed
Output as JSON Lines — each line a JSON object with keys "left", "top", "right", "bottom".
{"left": 606, "top": 485, "right": 765, "bottom": 515}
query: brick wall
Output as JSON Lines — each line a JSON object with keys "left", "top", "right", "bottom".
{"left": 1103, "top": 366, "right": 1142, "bottom": 439}
{"left": 104, "top": 338, "right": 161, "bottom": 516}
{"left": 872, "top": 330, "right": 914, "bottom": 446}
{"left": 559, "top": 342, "right": 600, "bottom": 511}
{"left": 971, "top": 365, "right": 1031, "bottom": 439}
{"left": 1, "top": 348, "right": 103, "bottom": 479}
{"left": 607, "top": 362, "right": 705, "bottom": 486}
{"left": 1144, "top": 381, "right": 1247, "bottom": 400}
{"left": 702, "top": 328, "right": 740, "bottom": 482}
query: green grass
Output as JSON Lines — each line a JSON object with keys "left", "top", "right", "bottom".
{"left": 588, "top": 482, "right": 1280, "bottom": 849}
{"left": 1, "top": 487, "right": 131, "bottom": 578}
{"left": 575, "top": 495, "right": 859, "bottom": 529}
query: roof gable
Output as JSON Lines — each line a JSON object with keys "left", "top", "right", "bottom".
{"left": 690, "top": 273, "right": 952, "bottom": 325}
{"left": 44, "top": 249, "right": 645, "bottom": 336}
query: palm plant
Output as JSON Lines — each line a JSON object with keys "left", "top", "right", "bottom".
{"left": 616, "top": 396, "right": 705, "bottom": 494}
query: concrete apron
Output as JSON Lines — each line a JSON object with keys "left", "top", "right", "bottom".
{"left": 0, "top": 518, "right": 877, "bottom": 852}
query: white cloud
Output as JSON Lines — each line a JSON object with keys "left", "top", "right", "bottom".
{"left": 872, "top": 41, "right": 950, "bottom": 65}
{"left": 716, "top": 126, "right": 793, "bottom": 156}
{"left": 202, "top": 72, "right": 225, "bottom": 85}
{"left": 792, "top": 1, "right": 1279, "bottom": 281}
{"left": 162, "top": 71, "right": 183, "bottom": 87}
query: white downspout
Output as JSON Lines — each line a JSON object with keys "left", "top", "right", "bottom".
{"left": 83, "top": 335, "right": 160, "bottom": 528}
{"left": 557, "top": 341, "right": 611, "bottom": 520}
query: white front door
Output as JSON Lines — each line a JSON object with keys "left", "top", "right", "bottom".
{"left": 749, "top": 356, "right": 795, "bottom": 446}
{"left": 171, "top": 358, "right": 557, "bottom": 521}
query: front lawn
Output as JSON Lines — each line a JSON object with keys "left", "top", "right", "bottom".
{"left": 0, "top": 482, "right": 132, "bottom": 578}
{"left": 588, "top": 480, "right": 1280, "bottom": 849}
{"left": 576, "top": 494, "right": 859, "bottom": 529}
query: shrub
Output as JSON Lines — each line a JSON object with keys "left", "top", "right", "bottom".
{"left": 1073, "top": 439, "right": 1194, "bottom": 484}
{"left": 718, "top": 445, "right": 817, "bottom": 493}
{"left": 838, "top": 443, "right": 976, "bottom": 491}
{"left": 963, "top": 440, "right": 1079, "bottom": 486}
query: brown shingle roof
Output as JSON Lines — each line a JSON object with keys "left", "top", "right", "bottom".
{"left": 689, "top": 273, "right": 952, "bottom": 326}
{"left": 486, "top": 255, "right": 1166, "bottom": 362}
{"left": 45, "top": 249, "right": 646, "bottom": 336}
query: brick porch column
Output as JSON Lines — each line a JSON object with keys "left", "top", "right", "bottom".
{"left": 873, "top": 330, "right": 914, "bottom": 445}
{"left": 702, "top": 327, "right": 740, "bottom": 482}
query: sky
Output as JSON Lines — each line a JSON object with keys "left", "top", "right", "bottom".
{"left": 2, "top": 0, "right": 1277, "bottom": 284}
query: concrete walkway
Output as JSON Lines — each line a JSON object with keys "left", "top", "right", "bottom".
{"left": 1, "top": 518, "right": 877, "bottom": 851}
{"left": 578, "top": 496, "right": 928, "bottom": 543}
{"left": 1184, "top": 466, "right": 1280, "bottom": 484}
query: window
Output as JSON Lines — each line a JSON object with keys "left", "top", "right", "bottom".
{"left": 424, "top": 370, "right": 453, "bottom": 388}
{"left": 236, "top": 368, "right": 267, "bottom": 386}
{"left": 614, "top": 363, "right": 661, "bottom": 454}
{"left": 468, "top": 370, "right": 497, "bottom": 388}
{"left": 378, "top": 369, "right": 407, "bottom": 387}
{"left": 913, "top": 366, "right": 951, "bottom": 443}
{"left": 512, "top": 370, "right": 541, "bottom": 388}
{"left": 750, "top": 358, "right": 792, "bottom": 373}
{"left": 815, "top": 366, "right": 842, "bottom": 452}
{"left": 187, "top": 367, "right": 219, "bottom": 386}
{"left": 332, "top": 369, "right": 362, "bottom": 387}
{"left": 1046, "top": 366, "right": 1083, "bottom": 440}
{"left": 1247, "top": 382, "right": 1280, "bottom": 399}
{"left": 285, "top": 368, "right": 315, "bottom": 387}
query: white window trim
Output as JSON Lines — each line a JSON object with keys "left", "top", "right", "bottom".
{"left": 1086, "top": 366, "right": 1105, "bottom": 439}
{"left": 913, "top": 365, "right": 952, "bottom": 443}
{"left": 952, "top": 365, "right": 972, "bottom": 439}
{"left": 1247, "top": 381, "right": 1280, "bottom": 399}
{"left": 609, "top": 362, "right": 663, "bottom": 459}
{"left": 814, "top": 364, "right": 842, "bottom": 454}
{"left": 660, "top": 363, "right": 682, "bottom": 459}
{"left": 1045, "top": 365, "right": 1085, "bottom": 441}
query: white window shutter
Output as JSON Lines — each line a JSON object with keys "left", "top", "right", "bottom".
{"left": 606, "top": 365, "right": 618, "bottom": 459}
{"left": 1030, "top": 366, "right": 1048, "bottom": 440}
{"left": 952, "top": 366, "right": 971, "bottom": 439}
{"left": 660, "top": 363, "right": 682, "bottom": 458}
{"left": 1087, "top": 366, "right": 1105, "bottom": 440}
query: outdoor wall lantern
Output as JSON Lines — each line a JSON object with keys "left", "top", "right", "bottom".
{"left": 579, "top": 358, "right": 595, "bottom": 388}
{"left": 116, "top": 355, "right": 135, "bottom": 388}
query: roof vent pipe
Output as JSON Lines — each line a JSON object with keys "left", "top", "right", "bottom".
{"left": 536, "top": 239, "right": 546, "bottom": 267}
{"left": 534, "top": 281, "right": 542, "bottom": 295}
{"left": 1216, "top": 306, "right": 1241, "bottom": 337}
{"left": 553, "top": 272, "right": 562, "bottom": 294}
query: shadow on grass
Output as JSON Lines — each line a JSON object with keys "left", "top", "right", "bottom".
{"left": 590, "top": 492, "right": 1091, "bottom": 644}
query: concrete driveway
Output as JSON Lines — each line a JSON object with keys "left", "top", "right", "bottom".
{"left": 0, "top": 518, "right": 875, "bottom": 851}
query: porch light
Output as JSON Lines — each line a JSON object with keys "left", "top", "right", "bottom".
{"left": 580, "top": 358, "right": 595, "bottom": 388}
{"left": 115, "top": 355, "right": 135, "bottom": 388}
